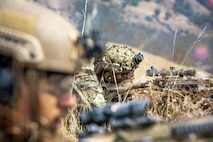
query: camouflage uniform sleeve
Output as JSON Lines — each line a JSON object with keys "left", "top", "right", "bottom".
{"left": 73, "top": 68, "right": 106, "bottom": 107}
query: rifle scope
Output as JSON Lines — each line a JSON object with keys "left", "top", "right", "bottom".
{"left": 80, "top": 99, "right": 149, "bottom": 125}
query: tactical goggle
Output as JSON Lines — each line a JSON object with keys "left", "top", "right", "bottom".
{"left": 0, "top": 55, "right": 15, "bottom": 105}
{"left": 0, "top": 54, "right": 74, "bottom": 105}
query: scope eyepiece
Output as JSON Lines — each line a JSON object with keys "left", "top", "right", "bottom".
{"left": 77, "top": 30, "right": 105, "bottom": 59}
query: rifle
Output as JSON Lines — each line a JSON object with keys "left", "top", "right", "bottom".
{"left": 102, "top": 66, "right": 213, "bottom": 104}
{"left": 79, "top": 100, "right": 213, "bottom": 142}
{"left": 103, "top": 66, "right": 199, "bottom": 93}
{"left": 79, "top": 99, "right": 155, "bottom": 138}
{"left": 145, "top": 66, "right": 213, "bottom": 92}
{"left": 146, "top": 66, "right": 196, "bottom": 78}
{"left": 103, "top": 82, "right": 150, "bottom": 93}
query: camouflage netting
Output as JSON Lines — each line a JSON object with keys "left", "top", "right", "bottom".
{"left": 132, "top": 76, "right": 213, "bottom": 121}
{"left": 60, "top": 77, "right": 213, "bottom": 141}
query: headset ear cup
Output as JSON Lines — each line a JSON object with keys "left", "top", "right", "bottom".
{"left": 104, "top": 72, "right": 114, "bottom": 83}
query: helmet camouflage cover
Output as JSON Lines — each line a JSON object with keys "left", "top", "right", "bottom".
{"left": 94, "top": 43, "right": 143, "bottom": 82}
{"left": 73, "top": 68, "right": 106, "bottom": 107}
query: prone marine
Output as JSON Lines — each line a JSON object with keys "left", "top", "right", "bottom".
{"left": 93, "top": 43, "right": 144, "bottom": 102}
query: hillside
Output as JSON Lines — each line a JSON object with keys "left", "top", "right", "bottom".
{"left": 74, "top": 0, "right": 213, "bottom": 74}
{"left": 85, "top": 44, "right": 212, "bottom": 84}
{"left": 35, "top": 0, "right": 213, "bottom": 74}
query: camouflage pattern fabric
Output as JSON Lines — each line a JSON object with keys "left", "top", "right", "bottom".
{"left": 93, "top": 43, "right": 144, "bottom": 102}
{"left": 104, "top": 43, "right": 138, "bottom": 72}
{"left": 73, "top": 68, "right": 106, "bottom": 107}
{"left": 94, "top": 43, "right": 140, "bottom": 74}
{"left": 94, "top": 43, "right": 143, "bottom": 85}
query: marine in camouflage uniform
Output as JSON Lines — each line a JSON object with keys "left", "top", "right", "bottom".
{"left": 94, "top": 43, "right": 144, "bottom": 102}
{"left": 63, "top": 68, "right": 106, "bottom": 140}
{"left": 0, "top": 0, "right": 101, "bottom": 141}
{"left": 72, "top": 68, "right": 106, "bottom": 107}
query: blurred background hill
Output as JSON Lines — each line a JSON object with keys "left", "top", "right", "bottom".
{"left": 35, "top": 0, "right": 213, "bottom": 74}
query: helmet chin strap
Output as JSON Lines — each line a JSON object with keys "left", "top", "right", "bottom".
{"left": 104, "top": 71, "right": 134, "bottom": 83}
{"left": 25, "top": 68, "right": 41, "bottom": 141}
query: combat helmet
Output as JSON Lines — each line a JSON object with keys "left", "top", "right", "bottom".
{"left": 0, "top": 0, "right": 101, "bottom": 74}
{"left": 0, "top": 0, "right": 103, "bottom": 122}
{"left": 94, "top": 43, "right": 143, "bottom": 83}
{"left": 73, "top": 68, "right": 106, "bottom": 107}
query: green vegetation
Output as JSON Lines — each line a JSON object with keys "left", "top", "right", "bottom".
{"left": 174, "top": 0, "right": 213, "bottom": 30}
{"left": 154, "top": 8, "right": 161, "bottom": 17}
{"left": 145, "top": 16, "right": 153, "bottom": 22}
{"left": 124, "top": 0, "right": 141, "bottom": 7}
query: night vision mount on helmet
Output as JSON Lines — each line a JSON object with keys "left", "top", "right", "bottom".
{"left": 94, "top": 43, "right": 143, "bottom": 83}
